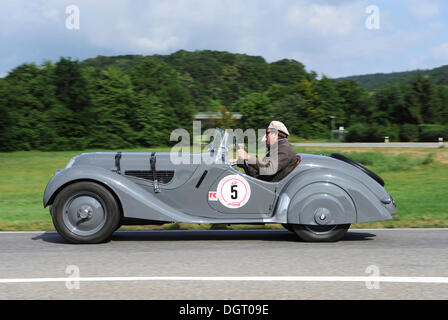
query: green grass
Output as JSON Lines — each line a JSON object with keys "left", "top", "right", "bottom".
{"left": 292, "top": 148, "right": 437, "bottom": 173}
{"left": 0, "top": 147, "right": 447, "bottom": 230}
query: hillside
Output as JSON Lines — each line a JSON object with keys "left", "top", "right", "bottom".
{"left": 336, "top": 64, "right": 448, "bottom": 91}
{"left": 82, "top": 50, "right": 313, "bottom": 110}
{"left": 1, "top": 49, "right": 447, "bottom": 152}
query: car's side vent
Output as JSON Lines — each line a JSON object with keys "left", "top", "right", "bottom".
{"left": 124, "top": 170, "right": 175, "bottom": 184}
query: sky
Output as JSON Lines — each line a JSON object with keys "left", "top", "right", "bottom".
{"left": 1, "top": 0, "right": 448, "bottom": 78}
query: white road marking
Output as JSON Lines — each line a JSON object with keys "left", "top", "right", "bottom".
{"left": 1, "top": 276, "right": 448, "bottom": 284}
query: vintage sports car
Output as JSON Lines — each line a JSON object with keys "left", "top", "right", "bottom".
{"left": 43, "top": 129, "right": 396, "bottom": 244}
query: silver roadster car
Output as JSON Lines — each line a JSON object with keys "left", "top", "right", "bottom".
{"left": 43, "top": 129, "right": 396, "bottom": 243}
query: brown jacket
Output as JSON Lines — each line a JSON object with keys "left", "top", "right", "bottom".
{"left": 244, "top": 139, "right": 297, "bottom": 182}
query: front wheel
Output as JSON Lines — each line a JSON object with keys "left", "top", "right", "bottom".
{"left": 51, "top": 181, "right": 121, "bottom": 244}
{"left": 292, "top": 224, "right": 350, "bottom": 242}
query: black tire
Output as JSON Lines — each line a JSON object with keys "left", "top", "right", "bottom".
{"left": 51, "top": 181, "right": 121, "bottom": 244}
{"left": 282, "top": 224, "right": 294, "bottom": 232}
{"left": 292, "top": 224, "right": 350, "bottom": 242}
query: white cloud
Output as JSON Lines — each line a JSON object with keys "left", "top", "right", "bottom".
{"left": 287, "top": 2, "right": 362, "bottom": 37}
{"left": 42, "top": 9, "right": 60, "bottom": 22}
{"left": 0, "top": 0, "right": 447, "bottom": 78}
{"left": 130, "top": 35, "right": 181, "bottom": 52}
{"left": 406, "top": 0, "right": 439, "bottom": 21}
{"left": 433, "top": 43, "right": 448, "bottom": 61}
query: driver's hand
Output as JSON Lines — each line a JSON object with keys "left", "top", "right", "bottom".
{"left": 237, "top": 149, "right": 249, "bottom": 161}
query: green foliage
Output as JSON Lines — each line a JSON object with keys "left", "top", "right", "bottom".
{"left": 1, "top": 50, "right": 448, "bottom": 150}
{"left": 214, "top": 106, "right": 236, "bottom": 129}
{"left": 418, "top": 124, "right": 448, "bottom": 142}
{"left": 336, "top": 64, "right": 448, "bottom": 91}
{"left": 130, "top": 57, "right": 195, "bottom": 130}
{"left": 88, "top": 66, "right": 137, "bottom": 148}
{"left": 54, "top": 57, "right": 90, "bottom": 113}
{"left": 346, "top": 123, "right": 370, "bottom": 142}
{"left": 269, "top": 59, "right": 308, "bottom": 85}
{"left": 400, "top": 123, "right": 419, "bottom": 142}
{"left": 239, "top": 93, "right": 273, "bottom": 130}
{"left": 346, "top": 123, "right": 400, "bottom": 142}
{"left": 293, "top": 149, "right": 437, "bottom": 173}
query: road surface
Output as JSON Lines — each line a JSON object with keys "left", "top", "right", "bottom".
{"left": 0, "top": 229, "right": 447, "bottom": 299}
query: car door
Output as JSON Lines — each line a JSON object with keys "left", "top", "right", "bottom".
{"left": 206, "top": 164, "right": 277, "bottom": 216}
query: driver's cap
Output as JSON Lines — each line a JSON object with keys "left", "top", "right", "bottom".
{"left": 262, "top": 121, "right": 290, "bottom": 141}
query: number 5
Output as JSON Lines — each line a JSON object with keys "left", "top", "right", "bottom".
{"left": 231, "top": 185, "right": 238, "bottom": 199}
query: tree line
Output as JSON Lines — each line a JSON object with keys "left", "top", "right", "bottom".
{"left": 0, "top": 50, "right": 447, "bottom": 151}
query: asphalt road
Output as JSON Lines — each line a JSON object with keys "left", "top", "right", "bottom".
{"left": 0, "top": 229, "right": 447, "bottom": 300}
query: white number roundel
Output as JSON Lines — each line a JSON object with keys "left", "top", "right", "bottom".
{"left": 216, "top": 175, "right": 251, "bottom": 208}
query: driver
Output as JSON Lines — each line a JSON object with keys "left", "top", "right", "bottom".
{"left": 237, "top": 121, "right": 297, "bottom": 182}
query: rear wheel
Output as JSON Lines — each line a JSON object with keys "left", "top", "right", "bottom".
{"left": 292, "top": 224, "right": 350, "bottom": 242}
{"left": 51, "top": 181, "right": 121, "bottom": 244}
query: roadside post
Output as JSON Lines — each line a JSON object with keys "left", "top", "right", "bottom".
{"left": 338, "top": 127, "right": 344, "bottom": 141}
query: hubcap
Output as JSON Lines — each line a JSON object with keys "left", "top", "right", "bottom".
{"left": 62, "top": 192, "right": 107, "bottom": 236}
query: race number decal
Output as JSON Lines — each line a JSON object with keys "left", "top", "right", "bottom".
{"left": 216, "top": 175, "right": 251, "bottom": 208}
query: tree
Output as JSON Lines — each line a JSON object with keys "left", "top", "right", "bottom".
{"left": 53, "top": 57, "right": 90, "bottom": 113}
{"left": 315, "top": 76, "right": 344, "bottom": 120}
{"left": 336, "top": 79, "right": 374, "bottom": 126}
{"left": 273, "top": 94, "right": 306, "bottom": 137}
{"left": 270, "top": 59, "right": 308, "bottom": 85}
{"left": 130, "top": 57, "right": 195, "bottom": 131}
{"left": 238, "top": 93, "right": 273, "bottom": 130}
{"left": 219, "top": 64, "right": 241, "bottom": 105}
{"left": 133, "top": 94, "right": 170, "bottom": 146}
{"left": 295, "top": 80, "right": 326, "bottom": 125}
{"left": 0, "top": 78, "right": 14, "bottom": 151}
{"left": 88, "top": 66, "right": 138, "bottom": 148}
{"left": 437, "top": 85, "right": 448, "bottom": 124}
{"left": 411, "top": 74, "right": 442, "bottom": 124}
{"left": 1, "top": 63, "right": 61, "bottom": 150}
{"left": 375, "top": 85, "right": 411, "bottom": 124}
{"left": 214, "top": 106, "right": 235, "bottom": 129}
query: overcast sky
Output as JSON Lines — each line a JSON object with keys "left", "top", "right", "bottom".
{"left": 1, "top": 0, "right": 447, "bottom": 78}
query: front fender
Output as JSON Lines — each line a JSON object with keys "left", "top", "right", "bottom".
{"left": 43, "top": 165, "right": 194, "bottom": 223}
{"left": 280, "top": 168, "right": 394, "bottom": 224}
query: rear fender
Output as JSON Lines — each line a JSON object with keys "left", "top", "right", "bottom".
{"left": 280, "top": 168, "right": 394, "bottom": 224}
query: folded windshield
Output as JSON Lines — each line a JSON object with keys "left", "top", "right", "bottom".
{"left": 207, "top": 128, "right": 230, "bottom": 164}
